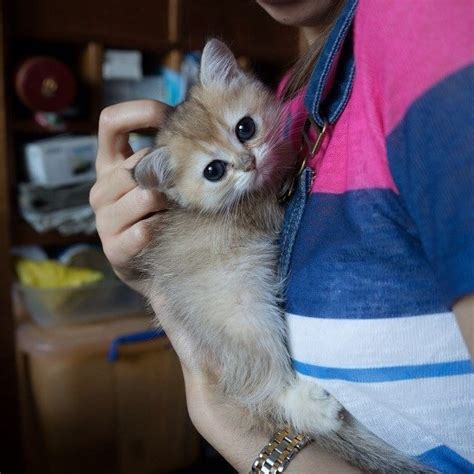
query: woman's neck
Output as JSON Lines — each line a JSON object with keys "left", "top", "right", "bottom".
{"left": 301, "top": 0, "right": 345, "bottom": 47}
{"left": 301, "top": 26, "right": 325, "bottom": 46}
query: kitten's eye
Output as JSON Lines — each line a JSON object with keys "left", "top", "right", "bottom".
{"left": 203, "top": 160, "right": 227, "bottom": 181}
{"left": 235, "top": 116, "right": 256, "bottom": 143}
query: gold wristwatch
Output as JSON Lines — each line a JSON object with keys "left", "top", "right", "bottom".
{"left": 251, "top": 427, "right": 313, "bottom": 473}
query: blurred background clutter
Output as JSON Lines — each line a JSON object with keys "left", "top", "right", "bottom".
{"left": 0, "top": 0, "right": 299, "bottom": 472}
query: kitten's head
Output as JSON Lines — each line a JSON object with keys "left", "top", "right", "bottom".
{"left": 133, "top": 39, "right": 290, "bottom": 212}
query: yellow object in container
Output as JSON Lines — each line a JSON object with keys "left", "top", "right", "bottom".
{"left": 15, "top": 259, "right": 144, "bottom": 326}
{"left": 16, "top": 258, "right": 104, "bottom": 288}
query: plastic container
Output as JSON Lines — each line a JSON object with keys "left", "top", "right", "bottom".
{"left": 16, "top": 317, "right": 201, "bottom": 474}
{"left": 17, "top": 279, "right": 145, "bottom": 326}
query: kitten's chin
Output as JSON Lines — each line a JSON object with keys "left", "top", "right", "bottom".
{"left": 252, "top": 160, "right": 283, "bottom": 194}
{"left": 230, "top": 157, "right": 284, "bottom": 204}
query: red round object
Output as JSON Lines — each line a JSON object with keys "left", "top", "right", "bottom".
{"left": 15, "top": 57, "right": 76, "bottom": 112}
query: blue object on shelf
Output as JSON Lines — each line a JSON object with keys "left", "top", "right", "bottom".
{"left": 162, "top": 67, "right": 186, "bottom": 106}
{"left": 107, "top": 328, "right": 166, "bottom": 363}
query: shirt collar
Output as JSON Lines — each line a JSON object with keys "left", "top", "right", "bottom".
{"left": 304, "top": 0, "right": 358, "bottom": 127}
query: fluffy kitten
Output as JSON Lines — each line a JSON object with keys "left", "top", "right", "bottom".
{"left": 132, "top": 39, "right": 435, "bottom": 474}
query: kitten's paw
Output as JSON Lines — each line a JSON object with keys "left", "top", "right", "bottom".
{"left": 278, "top": 380, "right": 344, "bottom": 435}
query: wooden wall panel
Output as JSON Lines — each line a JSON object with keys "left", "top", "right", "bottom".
{"left": 180, "top": 0, "right": 299, "bottom": 63}
{"left": 0, "top": 0, "right": 23, "bottom": 470}
{"left": 12, "top": 0, "right": 170, "bottom": 50}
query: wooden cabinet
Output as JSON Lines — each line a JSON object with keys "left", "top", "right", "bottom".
{"left": 0, "top": 0, "right": 300, "bottom": 470}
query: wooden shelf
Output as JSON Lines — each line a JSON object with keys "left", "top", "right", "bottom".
{"left": 12, "top": 217, "right": 100, "bottom": 247}
{"left": 12, "top": 119, "right": 95, "bottom": 135}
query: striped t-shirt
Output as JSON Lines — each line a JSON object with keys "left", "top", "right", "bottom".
{"left": 280, "top": 1, "right": 474, "bottom": 472}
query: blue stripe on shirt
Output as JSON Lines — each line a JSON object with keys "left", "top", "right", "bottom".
{"left": 285, "top": 189, "right": 450, "bottom": 319}
{"left": 418, "top": 445, "right": 474, "bottom": 473}
{"left": 292, "top": 358, "right": 473, "bottom": 382}
{"left": 386, "top": 64, "right": 474, "bottom": 305}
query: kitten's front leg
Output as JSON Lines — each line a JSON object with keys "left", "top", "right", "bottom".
{"left": 277, "top": 378, "right": 344, "bottom": 436}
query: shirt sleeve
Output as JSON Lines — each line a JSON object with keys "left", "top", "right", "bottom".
{"left": 362, "top": 0, "right": 474, "bottom": 305}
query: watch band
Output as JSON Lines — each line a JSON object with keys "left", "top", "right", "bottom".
{"left": 251, "top": 427, "right": 313, "bottom": 473}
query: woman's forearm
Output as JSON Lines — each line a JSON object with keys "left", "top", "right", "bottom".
{"left": 453, "top": 293, "right": 474, "bottom": 357}
{"left": 182, "top": 368, "right": 361, "bottom": 473}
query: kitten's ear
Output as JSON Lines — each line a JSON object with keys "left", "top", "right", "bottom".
{"left": 200, "top": 38, "right": 243, "bottom": 87}
{"left": 132, "top": 146, "right": 174, "bottom": 190}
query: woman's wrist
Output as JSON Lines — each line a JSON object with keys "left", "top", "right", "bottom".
{"left": 182, "top": 367, "right": 270, "bottom": 471}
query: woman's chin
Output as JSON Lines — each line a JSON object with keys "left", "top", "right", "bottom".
{"left": 256, "top": 0, "right": 338, "bottom": 27}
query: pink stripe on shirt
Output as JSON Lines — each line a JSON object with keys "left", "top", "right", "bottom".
{"left": 358, "top": 0, "right": 474, "bottom": 136}
{"left": 282, "top": 0, "right": 473, "bottom": 195}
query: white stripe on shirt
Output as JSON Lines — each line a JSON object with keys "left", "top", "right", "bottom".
{"left": 286, "top": 311, "right": 470, "bottom": 369}
{"left": 286, "top": 310, "right": 474, "bottom": 463}
{"left": 296, "top": 372, "right": 474, "bottom": 461}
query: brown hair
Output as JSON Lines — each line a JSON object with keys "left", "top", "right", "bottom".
{"left": 281, "top": 0, "right": 345, "bottom": 102}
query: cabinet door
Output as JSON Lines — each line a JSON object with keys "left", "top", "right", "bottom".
{"left": 180, "top": 0, "right": 298, "bottom": 63}
{"left": 12, "top": 0, "right": 170, "bottom": 49}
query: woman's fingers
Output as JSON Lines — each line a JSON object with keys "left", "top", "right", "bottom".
{"left": 89, "top": 147, "right": 151, "bottom": 209}
{"left": 97, "top": 100, "right": 170, "bottom": 173}
{"left": 102, "top": 215, "right": 161, "bottom": 272}
{"left": 95, "top": 186, "right": 167, "bottom": 237}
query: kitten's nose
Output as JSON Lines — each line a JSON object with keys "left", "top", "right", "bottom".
{"left": 242, "top": 154, "right": 257, "bottom": 172}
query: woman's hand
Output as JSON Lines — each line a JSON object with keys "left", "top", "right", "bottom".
{"left": 90, "top": 100, "right": 169, "bottom": 293}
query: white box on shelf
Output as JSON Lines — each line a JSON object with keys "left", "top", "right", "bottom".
{"left": 24, "top": 135, "right": 97, "bottom": 186}
{"left": 102, "top": 49, "right": 143, "bottom": 80}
